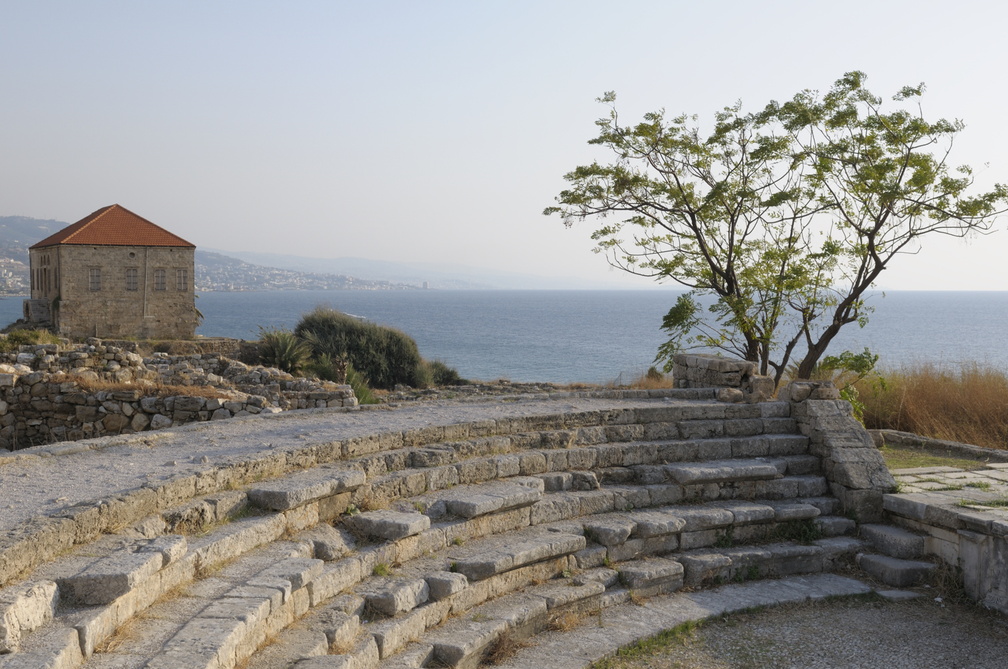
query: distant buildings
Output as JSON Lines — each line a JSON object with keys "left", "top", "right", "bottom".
{"left": 24, "top": 204, "right": 198, "bottom": 339}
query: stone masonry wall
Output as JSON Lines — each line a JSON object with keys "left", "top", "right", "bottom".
{"left": 0, "top": 338, "right": 356, "bottom": 451}
{"left": 672, "top": 353, "right": 775, "bottom": 402}
{"left": 783, "top": 379, "right": 896, "bottom": 522}
{"left": 43, "top": 245, "right": 200, "bottom": 340}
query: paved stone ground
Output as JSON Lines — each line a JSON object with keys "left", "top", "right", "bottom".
{"left": 580, "top": 594, "right": 1008, "bottom": 669}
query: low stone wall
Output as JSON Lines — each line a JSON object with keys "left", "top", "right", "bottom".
{"left": 0, "top": 339, "right": 356, "bottom": 451}
{"left": 783, "top": 380, "right": 896, "bottom": 522}
{"left": 672, "top": 353, "right": 774, "bottom": 402}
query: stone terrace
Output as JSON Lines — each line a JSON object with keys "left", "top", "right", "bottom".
{"left": 0, "top": 385, "right": 925, "bottom": 669}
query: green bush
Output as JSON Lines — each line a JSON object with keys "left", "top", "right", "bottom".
{"left": 346, "top": 364, "right": 378, "bottom": 404}
{"left": 295, "top": 307, "right": 428, "bottom": 390}
{"left": 426, "top": 359, "right": 468, "bottom": 386}
{"left": 257, "top": 327, "right": 312, "bottom": 374}
{"left": 0, "top": 329, "right": 60, "bottom": 353}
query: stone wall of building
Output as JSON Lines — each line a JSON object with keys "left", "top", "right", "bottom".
{"left": 0, "top": 339, "right": 356, "bottom": 451}
{"left": 34, "top": 245, "right": 199, "bottom": 339}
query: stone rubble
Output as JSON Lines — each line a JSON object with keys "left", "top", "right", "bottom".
{"left": 0, "top": 338, "right": 356, "bottom": 451}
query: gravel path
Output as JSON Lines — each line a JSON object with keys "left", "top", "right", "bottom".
{"left": 597, "top": 595, "right": 1008, "bottom": 669}
{"left": 0, "top": 394, "right": 675, "bottom": 534}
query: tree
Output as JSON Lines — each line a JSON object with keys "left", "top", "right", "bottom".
{"left": 545, "top": 73, "right": 1007, "bottom": 385}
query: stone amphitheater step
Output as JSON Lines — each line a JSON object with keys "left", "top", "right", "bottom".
{"left": 855, "top": 553, "right": 938, "bottom": 588}
{"left": 859, "top": 523, "right": 926, "bottom": 560}
{"left": 0, "top": 396, "right": 866, "bottom": 669}
{"left": 854, "top": 523, "right": 937, "bottom": 588}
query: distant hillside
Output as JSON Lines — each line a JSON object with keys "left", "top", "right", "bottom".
{"left": 0, "top": 215, "right": 413, "bottom": 295}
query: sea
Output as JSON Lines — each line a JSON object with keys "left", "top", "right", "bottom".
{"left": 0, "top": 290, "right": 1004, "bottom": 385}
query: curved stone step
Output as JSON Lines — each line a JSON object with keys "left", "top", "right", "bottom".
{"left": 0, "top": 392, "right": 875, "bottom": 669}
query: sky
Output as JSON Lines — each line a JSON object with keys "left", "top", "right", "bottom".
{"left": 2, "top": 0, "right": 1007, "bottom": 290}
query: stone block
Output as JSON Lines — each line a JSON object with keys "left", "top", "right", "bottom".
{"left": 58, "top": 545, "right": 163, "bottom": 605}
{"left": 856, "top": 553, "right": 936, "bottom": 587}
{"left": 626, "top": 510, "right": 687, "bottom": 538}
{"left": 0, "top": 580, "right": 59, "bottom": 653}
{"left": 248, "top": 467, "right": 366, "bottom": 511}
{"left": 346, "top": 511, "right": 430, "bottom": 541}
{"left": 425, "top": 571, "right": 469, "bottom": 601}
{"left": 860, "top": 524, "right": 925, "bottom": 560}
{"left": 582, "top": 516, "right": 635, "bottom": 546}
{"left": 301, "top": 525, "right": 356, "bottom": 561}
{"left": 366, "top": 578, "right": 429, "bottom": 617}
{"left": 0, "top": 625, "right": 82, "bottom": 669}
{"left": 618, "top": 557, "right": 684, "bottom": 595}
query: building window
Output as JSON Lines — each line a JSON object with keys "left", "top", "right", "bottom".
{"left": 89, "top": 268, "right": 101, "bottom": 291}
{"left": 176, "top": 268, "right": 188, "bottom": 291}
{"left": 154, "top": 269, "right": 166, "bottom": 291}
{"left": 125, "top": 268, "right": 138, "bottom": 291}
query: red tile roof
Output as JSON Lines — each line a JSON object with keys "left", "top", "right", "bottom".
{"left": 30, "top": 204, "right": 195, "bottom": 249}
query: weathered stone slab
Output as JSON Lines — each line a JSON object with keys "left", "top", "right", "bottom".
{"left": 767, "top": 502, "right": 820, "bottom": 522}
{"left": 301, "top": 524, "right": 356, "bottom": 561}
{"left": 58, "top": 545, "right": 164, "bottom": 605}
{"left": 366, "top": 578, "right": 429, "bottom": 617}
{"left": 346, "top": 511, "right": 430, "bottom": 541}
{"left": 674, "top": 507, "right": 734, "bottom": 532}
{"left": 860, "top": 523, "right": 925, "bottom": 560}
{"left": 678, "top": 551, "right": 734, "bottom": 587}
{"left": 294, "top": 634, "right": 378, "bottom": 669}
{"left": 665, "top": 459, "right": 781, "bottom": 485}
{"left": 618, "top": 558, "right": 684, "bottom": 596}
{"left": 425, "top": 571, "right": 468, "bottom": 601}
{"left": 0, "top": 580, "right": 58, "bottom": 653}
{"left": 0, "top": 625, "right": 82, "bottom": 669}
{"left": 257, "top": 557, "right": 324, "bottom": 591}
{"left": 144, "top": 616, "right": 247, "bottom": 669}
{"left": 428, "top": 617, "right": 508, "bottom": 668}
{"left": 856, "top": 553, "right": 936, "bottom": 587}
{"left": 370, "top": 607, "right": 430, "bottom": 659}
{"left": 626, "top": 510, "right": 687, "bottom": 538}
{"left": 452, "top": 533, "right": 585, "bottom": 581}
{"left": 439, "top": 480, "right": 543, "bottom": 519}
{"left": 709, "top": 501, "right": 775, "bottom": 524}
{"left": 248, "top": 467, "right": 366, "bottom": 511}
{"left": 534, "top": 579, "right": 605, "bottom": 608}
{"left": 582, "top": 516, "right": 635, "bottom": 546}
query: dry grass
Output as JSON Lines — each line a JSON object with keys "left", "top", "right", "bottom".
{"left": 548, "top": 610, "right": 582, "bottom": 632}
{"left": 67, "top": 375, "right": 233, "bottom": 400}
{"left": 483, "top": 630, "right": 531, "bottom": 665}
{"left": 855, "top": 363, "right": 1008, "bottom": 451}
{"left": 623, "top": 368, "right": 676, "bottom": 390}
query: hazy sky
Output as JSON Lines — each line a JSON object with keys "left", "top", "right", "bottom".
{"left": 2, "top": 1, "right": 1006, "bottom": 289}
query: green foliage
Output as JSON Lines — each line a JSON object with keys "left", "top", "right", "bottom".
{"left": 295, "top": 307, "right": 428, "bottom": 390}
{"left": 809, "top": 347, "right": 880, "bottom": 423}
{"left": 548, "top": 73, "right": 1007, "bottom": 387}
{"left": 0, "top": 329, "right": 60, "bottom": 353}
{"left": 346, "top": 364, "right": 378, "bottom": 404}
{"left": 257, "top": 327, "right": 312, "bottom": 374}
{"left": 304, "top": 352, "right": 349, "bottom": 384}
{"left": 294, "top": 307, "right": 463, "bottom": 391}
{"left": 426, "top": 359, "right": 468, "bottom": 386}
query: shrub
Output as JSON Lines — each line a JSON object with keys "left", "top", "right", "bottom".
{"left": 294, "top": 307, "right": 428, "bottom": 390}
{"left": 257, "top": 327, "right": 312, "bottom": 374}
{"left": 0, "top": 329, "right": 60, "bottom": 353}
{"left": 426, "top": 359, "right": 467, "bottom": 386}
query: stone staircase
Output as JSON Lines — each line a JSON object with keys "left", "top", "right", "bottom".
{"left": 0, "top": 388, "right": 901, "bottom": 669}
{"left": 855, "top": 523, "right": 937, "bottom": 588}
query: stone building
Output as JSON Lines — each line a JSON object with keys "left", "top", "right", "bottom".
{"left": 24, "top": 204, "right": 199, "bottom": 339}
